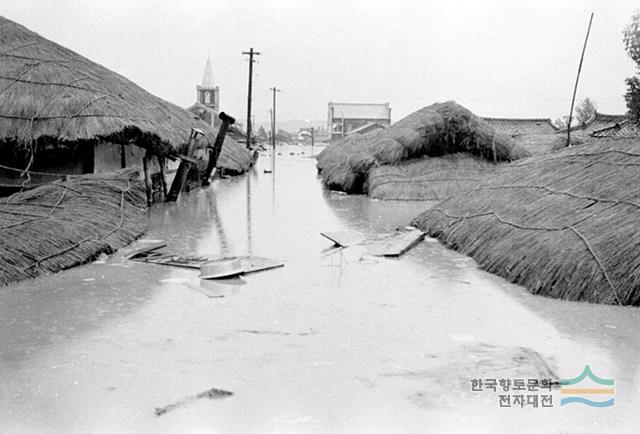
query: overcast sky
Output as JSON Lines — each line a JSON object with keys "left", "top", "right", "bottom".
{"left": 3, "top": 0, "right": 639, "bottom": 124}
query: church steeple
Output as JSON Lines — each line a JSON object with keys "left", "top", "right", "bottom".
{"left": 202, "top": 57, "right": 214, "bottom": 87}
{"left": 196, "top": 56, "right": 219, "bottom": 112}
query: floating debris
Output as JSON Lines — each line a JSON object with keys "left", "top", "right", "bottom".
{"left": 321, "top": 228, "right": 425, "bottom": 257}
{"left": 200, "top": 258, "right": 244, "bottom": 279}
{"left": 128, "top": 244, "right": 284, "bottom": 275}
{"left": 320, "top": 231, "right": 365, "bottom": 248}
{"left": 366, "top": 228, "right": 425, "bottom": 257}
{"left": 155, "top": 387, "right": 233, "bottom": 417}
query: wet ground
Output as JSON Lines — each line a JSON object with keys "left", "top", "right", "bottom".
{"left": 1, "top": 145, "right": 639, "bottom": 433}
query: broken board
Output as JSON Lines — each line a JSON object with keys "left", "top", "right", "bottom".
{"left": 365, "top": 229, "right": 425, "bottom": 257}
{"left": 320, "top": 231, "right": 365, "bottom": 247}
{"left": 128, "top": 249, "right": 284, "bottom": 275}
{"left": 321, "top": 228, "right": 425, "bottom": 257}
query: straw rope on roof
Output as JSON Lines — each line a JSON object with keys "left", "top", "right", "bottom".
{"left": 0, "top": 170, "right": 147, "bottom": 287}
{"left": 316, "top": 101, "right": 531, "bottom": 194}
{"left": 412, "top": 138, "right": 640, "bottom": 305}
{"left": 368, "top": 154, "right": 498, "bottom": 201}
{"left": 0, "top": 15, "right": 251, "bottom": 174}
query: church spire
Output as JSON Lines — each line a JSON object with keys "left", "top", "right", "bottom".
{"left": 202, "top": 56, "right": 214, "bottom": 88}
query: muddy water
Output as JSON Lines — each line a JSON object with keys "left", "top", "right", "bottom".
{"left": 1, "top": 145, "right": 639, "bottom": 433}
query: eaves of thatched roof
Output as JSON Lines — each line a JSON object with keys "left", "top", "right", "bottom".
{"left": 414, "top": 139, "right": 640, "bottom": 305}
{"left": 0, "top": 16, "right": 218, "bottom": 157}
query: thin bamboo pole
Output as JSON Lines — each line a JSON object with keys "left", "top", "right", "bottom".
{"left": 566, "top": 12, "right": 594, "bottom": 147}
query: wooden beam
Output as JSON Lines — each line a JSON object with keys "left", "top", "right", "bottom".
{"left": 166, "top": 129, "right": 203, "bottom": 202}
{"left": 203, "top": 112, "right": 235, "bottom": 186}
{"left": 142, "top": 151, "right": 153, "bottom": 206}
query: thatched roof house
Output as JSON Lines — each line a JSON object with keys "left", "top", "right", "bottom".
{"left": 413, "top": 138, "right": 640, "bottom": 305}
{"left": 317, "top": 101, "right": 531, "bottom": 197}
{"left": 0, "top": 16, "right": 250, "bottom": 193}
{"left": 0, "top": 170, "right": 147, "bottom": 287}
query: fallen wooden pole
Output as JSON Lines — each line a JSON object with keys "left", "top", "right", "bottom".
{"left": 166, "top": 129, "right": 203, "bottom": 202}
{"left": 202, "top": 112, "right": 235, "bottom": 186}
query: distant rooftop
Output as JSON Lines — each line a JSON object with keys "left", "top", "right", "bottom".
{"left": 482, "top": 117, "right": 558, "bottom": 135}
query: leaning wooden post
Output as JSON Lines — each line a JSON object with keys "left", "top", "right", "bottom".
{"left": 142, "top": 151, "right": 153, "bottom": 206}
{"left": 157, "top": 156, "right": 168, "bottom": 199}
{"left": 166, "top": 128, "right": 203, "bottom": 202}
{"left": 202, "top": 112, "right": 235, "bottom": 186}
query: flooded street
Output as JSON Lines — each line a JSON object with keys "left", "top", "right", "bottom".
{"left": 1, "top": 145, "right": 640, "bottom": 433}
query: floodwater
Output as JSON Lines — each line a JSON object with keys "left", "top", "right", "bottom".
{"left": 1, "top": 145, "right": 639, "bottom": 433}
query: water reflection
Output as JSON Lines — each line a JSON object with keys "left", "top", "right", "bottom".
{"left": 246, "top": 171, "right": 252, "bottom": 255}
{"left": 205, "top": 189, "right": 230, "bottom": 255}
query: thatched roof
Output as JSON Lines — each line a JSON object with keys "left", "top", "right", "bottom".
{"left": 0, "top": 15, "right": 250, "bottom": 170}
{"left": 412, "top": 138, "right": 640, "bottom": 305}
{"left": 316, "top": 101, "right": 531, "bottom": 194}
{"left": 368, "top": 154, "right": 497, "bottom": 201}
{"left": 0, "top": 170, "right": 146, "bottom": 287}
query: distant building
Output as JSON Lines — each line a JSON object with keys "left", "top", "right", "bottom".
{"left": 558, "top": 112, "right": 640, "bottom": 139}
{"left": 298, "top": 126, "right": 328, "bottom": 143}
{"left": 346, "top": 122, "right": 387, "bottom": 136}
{"left": 188, "top": 58, "right": 223, "bottom": 128}
{"left": 328, "top": 102, "right": 391, "bottom": 141}
{"left": 482, "top": 117, "right": 558, "bottom": 136}
{"left": 196, "top": 57, "right": 219, "bottom": 113}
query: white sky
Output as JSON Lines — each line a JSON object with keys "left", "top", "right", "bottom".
{"left": 3, "top": 0, "right": 639, "bottom": 124}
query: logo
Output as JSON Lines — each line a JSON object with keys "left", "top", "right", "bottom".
{"left": 560, "top": 365, "right": 614, "bottom": 407}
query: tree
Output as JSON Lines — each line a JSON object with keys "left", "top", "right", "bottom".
{"left": 256, "top": 126, "right": 268, "bottom": 142}
{"left": 575, "top": 97, "right": 597, "bottom": 124}
{"left": 623, "top": 11, "right": 640, "bottom": 124}
{"left": 553, "top": 116, "right": 570, "bottom": 130}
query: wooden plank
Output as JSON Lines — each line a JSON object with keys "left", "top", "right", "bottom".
{"left": 365, "top": 229, "right": 425, "bottom": 257}
{"left": 128, "top": 251, "right": 283, "bottom": 275}
{"left": 124, "top": 241, "right": 168, "bottom": 260}
{"left": 320, "top": 231, "right": 365, "bottom": 247}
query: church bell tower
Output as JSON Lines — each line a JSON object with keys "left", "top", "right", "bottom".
{"left": 196, "top": 57, "right": 219, "bottom": 111}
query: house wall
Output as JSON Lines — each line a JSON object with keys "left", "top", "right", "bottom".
{"left": 329, "top": 117, "right": 391, "bottom": 140}
{"left": 94, "top": 142, "right": 162, "bottom": 177}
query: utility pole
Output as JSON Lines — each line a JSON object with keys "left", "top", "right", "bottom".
{"left": 310, "top": 126, "right": 315, "bottom": 153}
{"left": 269, "top": 86, "right": 281, "bottom": 149}
{"left": 566, "top": 12, "right": 594, "bottom": 147}
{"left": 242, "top": 47, "right": 260, "bottom": 149}
{"left": 269, "top": 107, "right": 273, "bottom": 143}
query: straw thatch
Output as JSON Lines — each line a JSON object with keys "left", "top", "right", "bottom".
{"left": 316, "top": 101, "right": 531, "bottom": 194}
{"left": 412, "top": 138, "right": 640, "bottom": 305}
{"left": 215, "top": 136, "right": 252, "bottom": 175}
{"left": 0, "top": 15, "right": 250, "bottom": 174}
{"left": 505, "top": 133, "right": 589, "bottom": 156}
{"left": 0, "top": 170, "right": 146, "bottom": 287}
{"left": 368, "top": 153, "right": 498, "bottom": 200}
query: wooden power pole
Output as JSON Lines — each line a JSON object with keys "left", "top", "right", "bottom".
{"left": 566, "top": 12, "right": 594, "bottom": 147}
{"left": 242, "top": 48, "right": 260, "bottom": 150}
{"left": 270, "top": 86, "right": 281, "bottom": 149}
